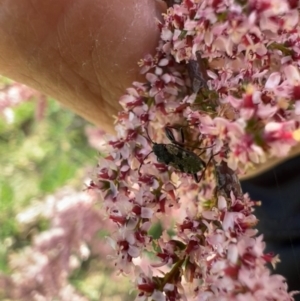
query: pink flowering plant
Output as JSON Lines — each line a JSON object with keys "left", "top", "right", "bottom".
{"left": 0, "top": 77, "right": 46, "bottom": 122}
{"left": 0, "top": 187, "right": 126, "bottom": 301}
{"left": 90, "top": 0, "right": 300, "bottom": 300}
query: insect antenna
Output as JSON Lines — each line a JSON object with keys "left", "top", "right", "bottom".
{"left": 165, "top": 126, "right": 215, "bottom": 151}
{"left": 138, "top": 126, "right": 156, "bottom": 175}
{"left": 138, "top": 151, "right": 154, "bottom": 174}
{"left": 195, "top": 144, "right": 217, "bottom": 152}
{"left": 144, "top": 127, "right": 155, "bottom": 144}
{"left": 196, "top": 151, "right": 220, "bottom": 183}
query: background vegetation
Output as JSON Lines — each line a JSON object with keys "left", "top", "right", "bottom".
{"left": 0, "top": 78, "right": 131, "bottom": 300}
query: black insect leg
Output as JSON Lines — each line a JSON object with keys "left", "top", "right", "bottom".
{"left": 193, "top": 173, "right": 200, "bottom": 183}
{"left": 193, "top": 143, "right": 216, "bottom": 152}
{"left": 165, "top": 126, "right": 185, "bottom": 145}
{"left": 166, "top": 126, "right": 215, "bottom": 151}
{"left": 144, "top": 127, "right": 155, "bottom": 144}
{"left": 195, "top": 152, "right": 220, "bottom": 183}
{"left": 165, "top": 127, "right": 177, "bottom": 144}
{"left": 195, "top": 167, "right": 207, "bottom": 184}
{"left": 179, "top": 127, "right": 184, "bottom": 144}
{"left": 138, "top": 151, "right": 154, "bottom": 174}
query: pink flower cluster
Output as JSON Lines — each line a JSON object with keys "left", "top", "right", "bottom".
{"left": 90, "top": 0, "right": 300, "bottom": 300}
{"left": 0, "top": 189, "right": 111, "bottom": 301}
{"left": 0, "top": 79, "right": 46, "bottom": 122}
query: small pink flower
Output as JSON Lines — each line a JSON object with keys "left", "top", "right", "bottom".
{"left": 92, "top": 1, "right": 300, "bottom": 300}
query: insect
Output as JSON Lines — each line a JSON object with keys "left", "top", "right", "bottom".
{"left": 139, "top": 126, "right": 216, "bottom": 183}
{"left": 187, "top": 51, "right": 209, "bottom": 94}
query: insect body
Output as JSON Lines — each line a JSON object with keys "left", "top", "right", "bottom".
{"left": 140, "top": 127, "right": 213, "bottom": 183}
{"left": 187, "top": 52, "right": 209, "bottom": 94}
{"left": 152, "top": 142, "right": 206, "bottom": 182}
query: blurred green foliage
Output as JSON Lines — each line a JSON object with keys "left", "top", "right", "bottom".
{"left": 0, "top": 85, "right": 134, "bottom": 300}
{"left": 0, "top": 96, "right": 96, "bottom": 266}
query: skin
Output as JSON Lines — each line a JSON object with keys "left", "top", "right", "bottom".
{"left": 0, "top": 0, "right": 299, "bottom": 177}
{"left": 0, "top": 0, "right": 166, "bottom": 133}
